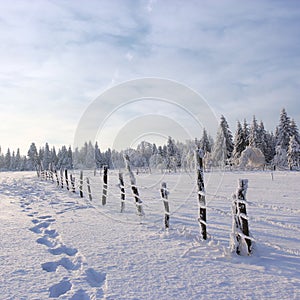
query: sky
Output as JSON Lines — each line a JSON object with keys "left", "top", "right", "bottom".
{"left": 0, "top": 0, "right": 300, "bottom": 154}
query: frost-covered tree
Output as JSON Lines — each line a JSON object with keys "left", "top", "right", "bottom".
{"left": 232, "top": 120, "right": 246, "bottom": 162}
{"left": 10, "top": 151, "right": 16, "bottom": 170}
{"left": 212, "top": 128, "right": 227, "bottom": 167}
{"left": 273, "top": 146, "right": 288, "bottom": 167}
{"left": 199, "top": 128, "right": 212, "bottom": 153}
{"left": 15, "top": 148, "right": 22, "bottom": 171}
{"left": 249, "top": 116, "right": 259, "bottom": 148}
{"left": 166, "top": 136, "right": 179, "bottom": 171}
{"left": 257, "top": 121, "right": 267, "bottom": 156}
{"left": 290, "top": 119, "right": 300, "bottom": 144}
{"left": 27, "top": 142, "right": 39, "bottom": 170}
{"left": 212, "top": 115, "right": 233, "bottom": 166}
{"left": 287, "top": 135, "right": 300, "bottom": 170}
{"left": 242, "top": 119, "right": 250, "bottom": 147}
{"left": 239, "top": 146, "right": 265, "bottom": 170}
{"left": 67, "top": 146, "right": 73, "bottom": 169}
{"left": 264, "top": 132, "right": 276, "bottom": 163}
{"left": 85, "top": 141, "right": 95, "bottom": 169}
{"left": 95, "top": 142, "right": 103, "bottom": 169}
{"left": 103, "top": 148, "right": 112, "bottom": 169}
{"left": 137, "top": 141, "right": 153, "bottom": 170}
{"left": 43, "top": 142, "right": 51, "bottom": 170}
{"left": 276, "top": 108, "right": 292, "bottom": 151}
{"left": 51, "top": 147, "right": 58, "bottom": 168}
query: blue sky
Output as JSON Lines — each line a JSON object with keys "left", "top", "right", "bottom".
{"left": 1, "top": 0, "right": 300, "bottom": 153}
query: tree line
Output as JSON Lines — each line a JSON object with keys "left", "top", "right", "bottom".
{"left": 1, "top": 108, "right": 299, "bottom": 172}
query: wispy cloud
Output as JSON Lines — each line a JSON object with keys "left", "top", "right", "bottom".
{"left": 0, "top": 0, "right": 300, "bottom": 152}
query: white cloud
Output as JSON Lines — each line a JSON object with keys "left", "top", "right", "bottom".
{"left": 0, "top": 0, "right": 300, "bottom": 153}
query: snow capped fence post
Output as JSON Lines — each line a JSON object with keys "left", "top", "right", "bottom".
{"left": 102, "top": 165, "right": 108, "bottom": 205}
{"left": 60, "top": 169, "right": 64, "bottom": 188}
{"left": 124, "top": 154, "right": 144, "bottom": 217}
{"left": 70, "top": 174, "right": 76, "bottom": 193}
{"left": 231, "top": 179, "right": 252, "bottom": 255}
{"left": 79, "top": 170, "right": 83, "bottom": 198}
{"left": 119, "top": 172, "right": 126, "bottom": 213}
{"left": 86, "top": 177, "right": 92, "bottom": 201}
{"left": 65, "top": 169, "right": 69, "bottom": 191}
{"left": 54, "top": 170, "right": 59, "bottom": 186}
{"left": 160, "top": 182, "right": 170, "bottom": 229}
{"left": 195, "top": 148, "right": 207, "bottom": 240}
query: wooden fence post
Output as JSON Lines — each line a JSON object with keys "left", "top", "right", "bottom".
{"left": 195, "top": 148, "right": 207, "bottom": 240}
{"left": 70, "top": 174, "right": 76, "bottom": 193}
{"left": 124, "top": 154, "right": 144, "bottom": 216}
{"left": 102, "top": 165, "right": 108, "bottom": 205}
{"left": 54, "top": 170, "right": 59, "bottom": 186}
{"left": 119, "top": 172, "right": 125, "bottom": 212}
{"left": 160, "top": 182, "right": 170, "bottom": 229}
{"left": 60, "top": 169, "right": 64, "bottom": 188}
{"left": 79, "top": 170, "right": 83, "bottom": 198}
{"left": 86, "top": 177, "right": 92, "bottom": 201}
{"left": 231, "top": 179, "right": 252, "bottom": 255}
{"left": 65, "top": 169, "right": 69, "bottom": 191}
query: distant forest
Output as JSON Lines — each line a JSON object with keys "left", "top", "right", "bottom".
{"left": 1, "top": 108, "right": 299, "bottom": 172}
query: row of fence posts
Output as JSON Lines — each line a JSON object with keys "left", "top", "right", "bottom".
{"left": 39, "top": 151, "right": 252, "bottom": 256}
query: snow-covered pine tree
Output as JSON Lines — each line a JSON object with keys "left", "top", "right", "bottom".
{"left": 67, "top": 146, "right": 73, "bottom": 169}
{"left": 27, "top": 142, "right": 39, "bottom": 170}
{"left": 85, "top": 141, "right": 95, "bottom": 169}
{"left": 57, "top": 146, "right": 69, "bottom": 169}
{"left": 249, "top": 115, "right": 259, "bottom": 148}
{"left": 212, "top": 127, "right": 226, "bottom": 167}
{"left": 232, "top": 120, "right": 246, "bottom": 163}
{"left": 287, "top": 135, "right": 300, "bottom": 170}
{"left": 274, "top": 108, "right": 295, "bottom": 167}
{"left": 212, "top": 115, "right": 233, "bottom": 166}
{"left": 15, "top": 149, "right": 22, "bottom": 171}
{"left": 43, "top": 143, "right": 51, "bottom": 170}
{"left": 95, "top": 142, "right": 102, "bottom": 169}
{"left": 199, "top": 128, "right": 212, "bottom": 153}
{"left": 264, "top": 132, "right": 276, "bottom": 164}
{"left": 257, "top": 121, "right": 267, "bottom": 157}
{"left": 242, "top": 119, "right": 250, "bottom": 147}
{"left": 290, "top": 119, "right": 300, "bottom": 144}
{"left": 276, "top": 108, "right": 292, "bottom": 151}
{"left": 10, "top": 151, "right": 16, "bottom": 171}
{"left": 51, "top": 147, "right": 58, "bottom": 168}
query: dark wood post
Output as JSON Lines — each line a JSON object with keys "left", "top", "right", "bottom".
{"left": 119, "top": 172, "right": 125, "bottom": 213}
{"left": 195, "top": 148, "right": 207, "bottom": 240}
{"left": 102, "top": 165, "right": 108, "bottom": 205}
{"left": 86, "top": 177, "right": 92, "bottom": 201}
{"left": 54, "top": 170, "right": 59, "bottom": 186}
{"left": 65, "top": 169, "right": 69, "bottom": 190}
{"left": 160, "top": 182, "right": 170, "bottom": 229}
{"left": 79, "top": 170, "right": 83, "bottom": 198}
{"left": 70, "top": 174, "right": 76, "bottom": 193}
{"left": 124, "top": 154, "right": 144, "bottom": 216}
{"left": 232, "top": 179, "right": 252, "bottom": 255}
{"left": 60, "top": 169, "right": 64, "bottom": 188}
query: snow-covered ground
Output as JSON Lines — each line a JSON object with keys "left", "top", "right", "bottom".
{"left": 1, "top": 170, "right": 300, "bottom": 299}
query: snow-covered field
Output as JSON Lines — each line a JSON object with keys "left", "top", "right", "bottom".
{"left": 1, "top": 170, "right": 300, "bottom": 299}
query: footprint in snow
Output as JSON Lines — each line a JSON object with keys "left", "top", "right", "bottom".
{"left": 70, "top": 289, "right": 90, "bottom": 300}
{"left": 85, "top": 268, "right": 106, "bottom": 288}
{"left": 49, "top": 279, "right": 72, "bottom": 298}
{"left": 37, "top": 215, "right": 53, "bottom": 220}
{"left": 29, "top": 221, "right": 51, "bottom": 234}
{"left": 36, "top": 236, "right": 57, "bottom": 248}
{"left": 49, "top": 245, "right": 78, "bottom": 256}
{"left": 44, "top": 229, "right": 59, "bottom": 238}
{"left": 42, "top": 257, "right": 79, "bottom": 272}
